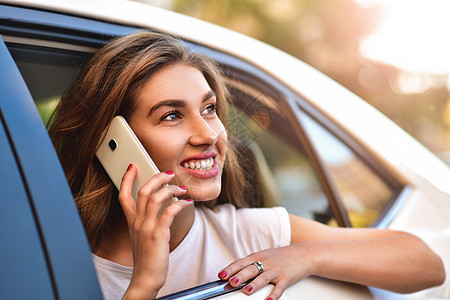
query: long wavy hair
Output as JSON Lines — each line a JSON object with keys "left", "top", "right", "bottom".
{"left": 48, "top": 32, "right": 248, "bottom": 251}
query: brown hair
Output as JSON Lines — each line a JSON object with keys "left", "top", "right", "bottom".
{"left": 48, "top": 32, "right": 248, "bottom": 251}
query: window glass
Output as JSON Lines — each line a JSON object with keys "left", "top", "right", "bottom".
{"left": 227, "top": 86, "right": 333, "bottom": 224}
{"left": 6, "top": 43, "right": 87, "bottom": 125}
{"left": 301, "top": 112, "right": 394, "bottom": 227}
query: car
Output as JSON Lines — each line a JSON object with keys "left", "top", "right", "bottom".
{"left": 0, "top": 0, "right": 449, "bottom": 299}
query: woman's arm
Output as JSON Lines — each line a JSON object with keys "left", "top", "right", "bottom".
{"left": 289, "top": 215, "right": 445, "bottom": 293}
{"left": 219, "top": 214, "right": 445, "bottom": 300}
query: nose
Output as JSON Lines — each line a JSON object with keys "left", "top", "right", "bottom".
{"left": 188, "top": 116, "right": 219, "bottom": 147}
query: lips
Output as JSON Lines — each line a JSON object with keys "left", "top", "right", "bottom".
{"left": 180, "top": 152, "right": 219, "bottom": 178}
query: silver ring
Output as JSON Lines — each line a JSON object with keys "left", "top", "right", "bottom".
{"left": 251, "top": 260, "right": 264, "bottom": 275}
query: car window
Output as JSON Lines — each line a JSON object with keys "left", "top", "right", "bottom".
{"left": 5, "top": 35, "right": 396, "bottom": 229}
{"left": 300, "top": 112, "right": 395, "bottom": 227}
{"left": 6, "top": 42, "right": 90, "bottom": 125}
{"left": 8, "top": 40, "right": 335, "bottom": 225}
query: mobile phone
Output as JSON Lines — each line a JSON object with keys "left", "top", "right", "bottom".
{"left": 96, "top": 116, "right": 163, "bottom": 201}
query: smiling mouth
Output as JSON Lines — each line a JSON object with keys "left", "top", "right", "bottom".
{"left": 182, "top": 157, "right": 214, "bottom": 171}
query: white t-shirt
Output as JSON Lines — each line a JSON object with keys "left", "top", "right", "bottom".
{"left": 93, "top": 204, "right": 291, "bottom": 299}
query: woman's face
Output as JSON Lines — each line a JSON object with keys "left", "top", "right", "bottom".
{"left": 128, "top": 64, "right": 227, "bottom": 201}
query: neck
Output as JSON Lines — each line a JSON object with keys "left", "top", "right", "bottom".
{"left": 168, "top": 203, "right": 195, "bottom": 251}
{"left": 95, "top": 203, "right": 195, "bottom": 267}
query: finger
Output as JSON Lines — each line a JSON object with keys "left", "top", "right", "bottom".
{"left": 135, "top": 171, "right": 175, "bottom": 224}
{"left": 118, "top": 164, "right": 138, "bottom": 222}
{"left": 228, "top": 261, "right": 266, "bottom": 288}
{"left": 241, "top": 270, "right": 274, "bottom": 296}
{"left": 263, "top": 280, "right": 289, "bottom": 300}
{"left": 137, "top": 199, "right": 193, "bottom": 250}
{"left": 219, "top": 255, "right": 259, "bottom": 282}
{"left": 145, "top": 185, "right": 188, "bottom": 221}
{"left": 157, "top": 199, "right": 194, "bottom": 230}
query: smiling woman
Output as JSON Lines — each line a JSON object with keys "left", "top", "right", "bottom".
{"left": 47, "top": 31, "right": 444, "bottom": 300}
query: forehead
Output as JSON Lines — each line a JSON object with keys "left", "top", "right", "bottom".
{"left": 136, "top": 64, "right": 211, "bottom": 104}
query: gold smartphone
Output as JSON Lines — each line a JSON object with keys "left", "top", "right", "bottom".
{"left": 96, "top": 116, "right": 161, "bottom": 201}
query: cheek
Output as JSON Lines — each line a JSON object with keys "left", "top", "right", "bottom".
{"left": 142, "top": 132, "right": 186, "bottom": 172}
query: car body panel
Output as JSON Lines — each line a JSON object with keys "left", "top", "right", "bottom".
{"left": 213, "top": 278, "right": 374, "bottom": 300}
{"left": 0, "top": 106, "right": 55, "bottom": 299}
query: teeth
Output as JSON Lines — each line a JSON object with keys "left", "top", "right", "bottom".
{"left": 183, "top": 157, "right": 214, "bottom": 171}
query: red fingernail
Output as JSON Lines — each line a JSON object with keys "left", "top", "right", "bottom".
{"left": 219, "top": 271, "right": 227, "bottom": 278}
{"left": 230, "top": 277, "right": 239, "bottom": 284}
{"left": 179, "top": 186, "right": 186, "bottom": 190}
{"left": 185, "top": 199, "right": 193, "bottom": 202}
{"left": 266, "top": 298, "right": 273, "bottom": 300}
{"left": 165, "top": 170, "right": 174, "bottom": 175}
{"left": 127, "top": 164, "right": 133, "bottom": 171}
{"left": 244, "top": 285, "right": 253, "bottom": 292}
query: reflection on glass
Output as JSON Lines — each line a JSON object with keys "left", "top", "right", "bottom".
{"left": 229, "top": 105, "right": 331, "bottom": 223}
{"left": 14, "top": 61, "right": 76, "bottom": 125}
{"left": 301, "top": 113, "right": 394, "bottom": 227}
{"left": 7, "top": 44, "right": 84, "bottom": 125}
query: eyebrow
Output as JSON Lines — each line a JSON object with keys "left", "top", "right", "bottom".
{"left": 148, "top": 90, "right": 216, "bottom": 116}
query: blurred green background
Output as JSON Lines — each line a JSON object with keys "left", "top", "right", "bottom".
{"left": 135, "top": 0, "right": 450, "bottom": 163}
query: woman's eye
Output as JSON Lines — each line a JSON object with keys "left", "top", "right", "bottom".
{"left": 161, "top": 111, "right": 180, "bottom": 121}
{"left": 202, "top": 104, "right": 217, "bottom": 115}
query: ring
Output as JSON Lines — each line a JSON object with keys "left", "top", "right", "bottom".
{"left": 251, "top": 260, "right": 264, "bottom": 275}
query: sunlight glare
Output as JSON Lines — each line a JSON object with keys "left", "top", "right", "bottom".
{"left": 357, "top": 0, "right": 450, "bottom": 75}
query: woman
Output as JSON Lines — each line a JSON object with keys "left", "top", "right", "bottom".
{"left": 48, "top": 32, "right": 445, "bottom": 300}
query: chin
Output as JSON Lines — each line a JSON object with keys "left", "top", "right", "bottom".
{"left": 186, "top": 184, "right": 221, "bottom": 201}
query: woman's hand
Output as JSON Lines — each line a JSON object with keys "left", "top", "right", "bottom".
{"left": 119, "top": 165, "right": 193, "bottom": 300}
{"left": 218, "top": 245, "right": 309, "bottom": 300}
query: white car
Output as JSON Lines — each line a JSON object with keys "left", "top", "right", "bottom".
{"left": 0, "top": 0, "right": 449, "bottom": 299}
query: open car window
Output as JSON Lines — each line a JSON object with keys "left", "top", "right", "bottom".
{"left": 5, "top": 30, "right": 401, "bottom": 229}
